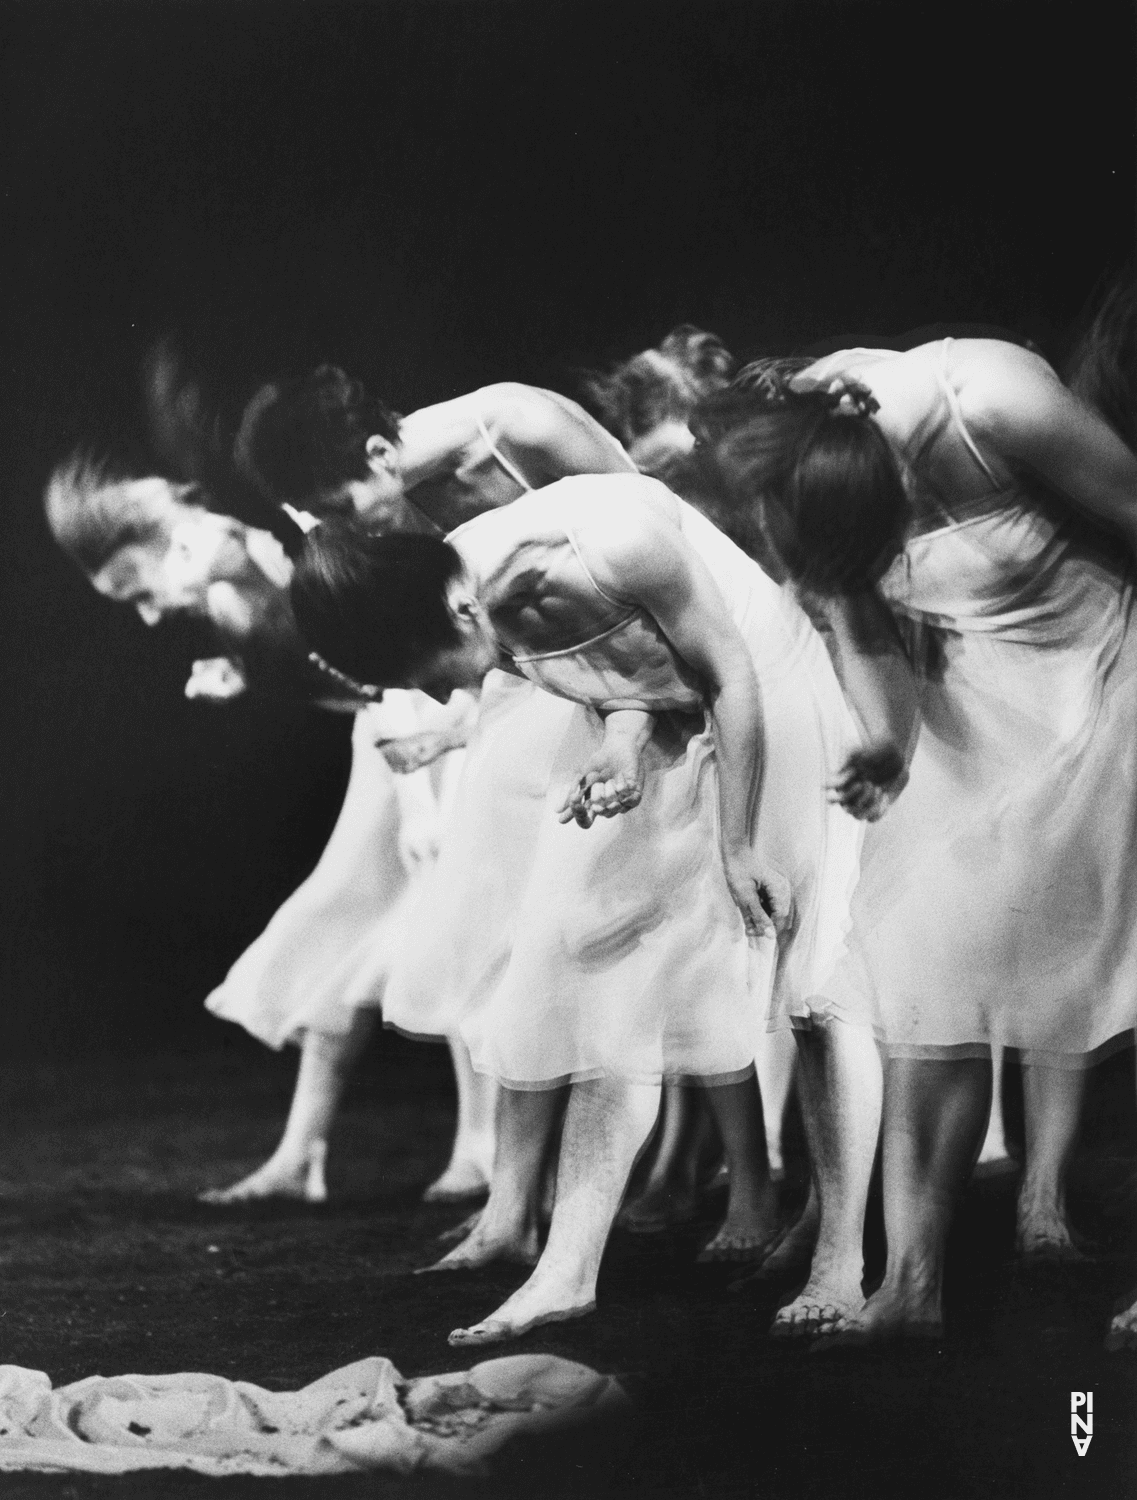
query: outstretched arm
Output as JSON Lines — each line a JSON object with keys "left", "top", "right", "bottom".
{"left": 581, "top": 499, "right": 789, "bottom": 937}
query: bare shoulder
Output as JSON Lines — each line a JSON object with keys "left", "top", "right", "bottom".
{"left": 398, "top": 383, "right": 591, "bottom": 467}
{"left": 467, "top": 381, "right": 561, "bottom": 426}
{"left": 563, "top": 478, "right": 690, "bottom": 593}
{"left": 946, "top": 340, "right": 1066, "bottom": 442}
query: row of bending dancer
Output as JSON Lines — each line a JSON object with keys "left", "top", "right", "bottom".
{"left": 206, "top": 374, "right": 649, "bottom": 1201}
{"left": 692, "top": 328, "right": 1137, "bottom": 1340}
{"left": 47, "top": 310, "right": 1137, "bottom": 1351}
{"left": 44, "top": 376, "right": 673, "bottom": 1211}
{"left": 289, "top": 469, "right": 865, "bottom": 1347}
{"left": 234, "top": 364, "right": 841, "bottom": 1278}
{"left": 585, "top": 323, "right": 1121, "bottom": 1282}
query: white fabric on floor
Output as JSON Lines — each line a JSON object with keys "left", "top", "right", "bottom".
{"left": 0, "top": 1353, "right": 627, "bottom": 1477}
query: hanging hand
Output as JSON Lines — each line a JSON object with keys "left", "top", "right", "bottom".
{"left": 829, "top": 743, "right": 908, "bottom": 822}
{"left": 558, "top": 732, "right": 647, "bottom": 828}
{"left": 721, "top": 852, "right": 794, "bottom": 941}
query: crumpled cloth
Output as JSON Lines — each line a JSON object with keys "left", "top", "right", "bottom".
{"left": 0, "top": 1353, "right": 628, "bottom": 1477}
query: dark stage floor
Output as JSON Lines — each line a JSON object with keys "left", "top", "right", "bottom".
{"left": 0, "top": 1036, "right": 1134, "bottom": 1499}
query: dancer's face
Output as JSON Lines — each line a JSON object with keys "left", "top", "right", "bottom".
{"left": 90, "top": 485, "right": 250, "bottom": 625}
{"left": 408, "top": 593, "right": 500, "bottom": 700}
{"left": 320, "top": 435, "right": 407, "bottom": 528}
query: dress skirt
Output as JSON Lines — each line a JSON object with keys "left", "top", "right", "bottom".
{"left": 822, "top": 518, "right": 1137, "bottom": 1065}
{"left": 451, "top": 587, "right": 861, "bottom": 1088}
{"left": 206, "top": 701, "right": 453, "bottom": 1049}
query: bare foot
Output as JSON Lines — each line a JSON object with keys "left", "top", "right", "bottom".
{"left": 447, "top": 1278, "right": 596, "bottom": 1347}
{"left": 699, "top": 1224, "right": 783, "bottom": 1263}
{"left": 698, "top": 1184, "right": 781, "bottom": 1263}
{"left": 199, "top": 1142, "right": 327, "bottom": 1205}
{"left": 1015, "top": 1206, "right": 1087, "bottom": 1261}
{"left": 417, "top": 1211, "right": 540, "bottom": 1274}
{"left": 1105, "top": 1294, "right": 1137, "bottom": 1352}
{"left": 733, "top": 1189, "right": 819, "bottom": 1284}
{"left": 769, "top": 1276, "right": 865, "bottom": 1340}
{"left": 436, "top": 1209, "right": 483, "bottom": 1246}
{"left": 821, "top": 1278, "right": 943, "bottom": 1345}
{"left": 423, "top": 1158, "right": 491, "bottom": 1204}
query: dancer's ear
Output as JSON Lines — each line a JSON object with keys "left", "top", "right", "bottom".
{"left": 364, "top": 434, "right": 400, "bottom": 476}
{"left": 444, "top": 578, "right": 481, "bottom": 632}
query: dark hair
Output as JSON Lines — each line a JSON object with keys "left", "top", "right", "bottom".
{"left": 583, "top": 326, "right": 736, "bottom": 449}
{"left": 693, "top": 371, "right": 912, "bottom": 596}
{"left": 235, "top": 366, "right": 401, "bottom": 509}
{"left": 1066, "top": 276, "right": 1136, "bottom": 450}
{"left": 290, "top": 518, "right": 464, "bottom": 688}
{"left": 43, "top": 453, "right": 203, "bottom": 574}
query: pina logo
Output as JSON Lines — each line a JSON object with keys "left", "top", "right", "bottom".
{"left": 1070, "top": 1392, "right": 1093, "bottom": 1456}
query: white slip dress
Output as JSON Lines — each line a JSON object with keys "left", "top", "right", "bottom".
{"left": 813, "top": 339, "right": 1137, "bottom": 1065}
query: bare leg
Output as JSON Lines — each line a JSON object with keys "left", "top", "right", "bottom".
{"left": 421, "top": 1086, "right": 565, "bottom": 1271}
{"left": 448, "top": 1077, "right": 660, "bottom": 1345}
{"left": 1016, "top": 1062, "right": 1087, "bottom": 1258}
{"left": 771, "top": 1021, "right": 882, "bottom": 1336}
{"left": 699, "top": 1076, "right": 781, "bottom": 1261}
{"left": 975, "top": 1043, "right": 1014, "bottom": 1175}
{"left": 423, "top": 1036, "right": 498, "bottom": 1202}
{"left": 755, "top": 1027, "right": 797, "bottom": 1181}
{"left": 618, "top": 1085, "right": 716, "bottom": 1231}
{"left": 851, "top": 1054, "right": 990, "bottom": 1339}
{"left": 200, "top": 1013, "right": 376, "bottom": 1204}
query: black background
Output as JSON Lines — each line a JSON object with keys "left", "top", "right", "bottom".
{"left": 3, "top": 0, "right": 1134, "bottom": 1057}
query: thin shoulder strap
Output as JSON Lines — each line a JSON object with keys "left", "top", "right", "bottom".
{"left": 936, "top": 339, "right": 999, "bottom": 486}
{"left": 477, "top": 412, "right": 534, "bottom": 492}
{"left": 564, "top": 524, "right": 629, "bottom": 608}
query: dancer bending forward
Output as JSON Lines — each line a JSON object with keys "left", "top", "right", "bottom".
{"left": 43, "top": 459, "right": 484, "bottom": 1204}
{"left": 701, "top": 335, "right": 1137, "bottom": 1339}
{"left": 291, "top": 471, "right": 860, "bottom": 1344}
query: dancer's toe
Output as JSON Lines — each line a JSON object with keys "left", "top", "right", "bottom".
{"left": 448, "top": 1319, "right": 515, "bottom": 1348}
{"left": 697, "top": 1226, "right": 782, "bottom": 1264}
{"left": 447, "top": 1297, "right": 597, "bottom": 1348}
{"left": 770, "top": 1300, "right": 848, "bottom": 1340}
